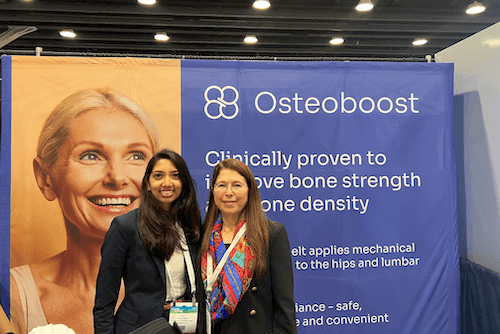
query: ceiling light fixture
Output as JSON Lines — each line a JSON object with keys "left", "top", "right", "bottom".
{"left": 412, "top": 38, "right": 428, "bottom": 46}
{"left": 154, "top": 32, "right": 169, "bottom": 42}
{"left": 244, "top": 35, "right": 258, "bottom": 44}
{"left": 138, "top": 0, "right": 156, "bottom": 5}
{"left": 482, "top": 38, "right": 500, "bottom": 48}
{"left": 356, "top": 0, "right": 374, "bottom": 12}
{"left": 253, "top": 0, "right": 271, "bottom": 10}
{"left": 329, "top": 37, "right": 344, "bottom": 45}
{"left": 59, "top": 29, "right": 76, "bottom": 38}
{"left": 466, "top": 1, "right": 485, "bottom": 15}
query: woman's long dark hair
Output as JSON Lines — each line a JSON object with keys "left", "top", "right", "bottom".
{"left": 138, "top": 149, "right": 201, "bottom": 260}
{"left": 201, "top": 159, "right": 269, "bottom": 277}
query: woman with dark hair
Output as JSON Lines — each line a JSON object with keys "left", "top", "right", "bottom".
{"left": 94, "top": 149, "right": 201, "bottom": 334}
{"left": 199, "top": 159, "right": 296, "bottom": 334}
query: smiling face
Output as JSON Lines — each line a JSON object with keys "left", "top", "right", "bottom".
{"left": 213, "top": 168, "right": 249, "bottom": 222}
{"left": 49, "top": 108, "right": 154, "bottom": 239}
{"left": 147, "top": 158, "right": 183, "bottom": 212}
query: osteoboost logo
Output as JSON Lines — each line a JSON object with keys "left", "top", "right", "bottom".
{"left": 204, "top": 85, "right": 421, "bottom": 119}
{"left": 204, "top": 85, "right": 239, "bottom": 120}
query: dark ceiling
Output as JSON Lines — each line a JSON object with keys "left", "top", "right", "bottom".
{"left": 1, "top": 0, "right": 500, "bottom": 61}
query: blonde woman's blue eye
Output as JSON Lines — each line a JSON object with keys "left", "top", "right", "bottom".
{"left": 130, "top": 152, "right": 146, "bottom": 160}
{"left": 80, "top": 151, "right": 99, "bottom": 160}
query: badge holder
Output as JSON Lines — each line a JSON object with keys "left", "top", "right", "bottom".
{"left": 165, "top": 228, "right": 198, "bottom": 334}
{"left": 169, "top": 299, "right": 198, "bottom": 334}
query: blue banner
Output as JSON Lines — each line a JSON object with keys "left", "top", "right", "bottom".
{"left": 1, "top": 56, "right": 12, "bottom": 314}
{"left": 181, "top": 60, "right": 458, "bottom": 333}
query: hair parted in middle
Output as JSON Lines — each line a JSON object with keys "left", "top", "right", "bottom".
{"left": 138, "top": 149, "right": 201, "bottom": 260}
{"left": 36, "top": 87, "right": 159, "bottom": 168}
{"left": 201, "top": 158, "right": 269, "bottom": 277}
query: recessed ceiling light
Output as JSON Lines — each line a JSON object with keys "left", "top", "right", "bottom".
{"left": 412, "top": 38, "right": 428, "bottom": 46}
{"left": 244, "top": 35, "right": 258, "bottom": 44}
{"left": 329, "top": 37, "right": 344, "bottom": 45}
{"left": 466, "top": 2, "right": 485, "bottom": 15}
{"left": 482, "top": 39, "right": 500, "bottom": 48}
{"left": 138, "top": 0, "right": 156, "bottom": 5}
{"left": 155, "top": 32, "right": 169, "bottom": 42}
{"left": 253, "top": 0, "right": 271, "bottom": 10}
{"left": 356, "top": 0, "right": 374, "bottom": 12}
{"left": 59, "top": 29, "right": 76, "bottom": 38}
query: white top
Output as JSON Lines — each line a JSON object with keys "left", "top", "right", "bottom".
{"left": 165, "top": 223, "right": 197, "bottom": 302}
{"left": 165, "top": 244, "right": 187, "bottom": 302}
{"left": 10, "top": 265, "right": 49, "bottom": 333}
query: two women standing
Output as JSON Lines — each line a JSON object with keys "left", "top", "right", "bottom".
{"left": 94, "top": 154, "right": 296, "bottom": 334}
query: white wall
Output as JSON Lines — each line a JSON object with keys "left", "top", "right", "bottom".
{"left": 436, "top": 22, "right": 500, "bottom": 273}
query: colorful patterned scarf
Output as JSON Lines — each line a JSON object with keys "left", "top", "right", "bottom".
{"left": 202, "top": 218, "right": 255, "bottom": 323}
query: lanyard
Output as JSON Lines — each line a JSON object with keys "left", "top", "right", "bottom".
{"left": 164, "top": 227, "right": 196, "bottom": 303}
{"left": 205, "top": 223, "right": 247, "bottom": 334}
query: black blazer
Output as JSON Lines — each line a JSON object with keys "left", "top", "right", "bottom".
{"left": 94, "top": 209, "right": 199, "bottom": 334}
{"left": 198, "top": 221, "right": 297, "bottom": 334}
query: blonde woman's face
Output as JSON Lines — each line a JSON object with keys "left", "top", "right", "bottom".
{"left": 50, "top": 108, "right": 154, "bottom": 238}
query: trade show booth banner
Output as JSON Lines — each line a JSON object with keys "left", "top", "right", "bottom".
{"left": 1, "top": 56, "right": 458, "bottom": 334}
